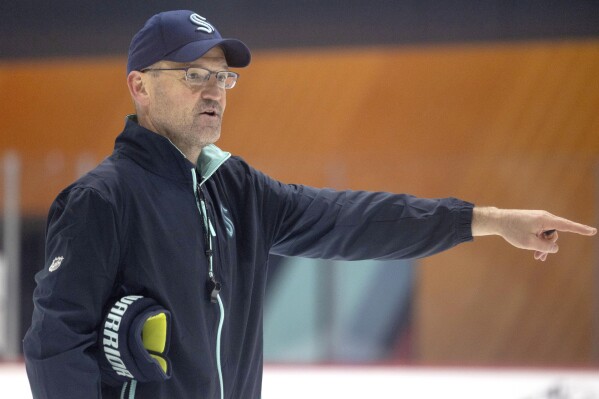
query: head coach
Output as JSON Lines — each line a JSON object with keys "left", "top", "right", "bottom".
{"left": 23, "top": 9, "right": 596, "bottom": 399}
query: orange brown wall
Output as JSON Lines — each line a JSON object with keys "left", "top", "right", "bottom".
{"left": 2, "top": 40, "right": 598, "bottom": 365}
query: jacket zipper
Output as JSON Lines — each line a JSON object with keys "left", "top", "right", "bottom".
{"left": 192, "top": 168, "right": 225, "bottom": 399}
{"left": 120, "top": 380, "right": 137, "bottom": 399}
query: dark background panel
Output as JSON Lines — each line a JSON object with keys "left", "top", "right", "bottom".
{"left": 2, "top": 0, "right": 599, "bottom": 59}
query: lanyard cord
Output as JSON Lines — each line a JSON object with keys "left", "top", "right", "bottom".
{"left": 198, "top": 185, "right": 221, "bottom": 303}
{"left": 196, "top": 178, "right": 226, "bottom": 399}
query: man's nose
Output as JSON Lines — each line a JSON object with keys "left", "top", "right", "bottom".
{"left": 200, "top": 77, "right": 223, "bottom": 100}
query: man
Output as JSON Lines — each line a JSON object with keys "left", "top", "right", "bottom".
{"left": 23, "top": 9, "right": 596, "bottom": 399}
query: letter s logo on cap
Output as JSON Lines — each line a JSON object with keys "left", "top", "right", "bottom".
{"left": 190, "top": 14, "right": 215, "bottom": 34}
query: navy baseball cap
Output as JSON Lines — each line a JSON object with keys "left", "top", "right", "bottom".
{"left": 127, "top": 10, "right": 251, "bottom": 74}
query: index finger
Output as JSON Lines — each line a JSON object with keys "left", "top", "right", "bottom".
{"left": 547, "top": 216, "right": 597, "bottom": 236}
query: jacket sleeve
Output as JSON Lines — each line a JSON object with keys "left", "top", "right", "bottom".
{"left": 23, "top": 187, "right": 120, "bottom": 398}
{"left": 252, "top": 169, "right": 474, "bottom": 260}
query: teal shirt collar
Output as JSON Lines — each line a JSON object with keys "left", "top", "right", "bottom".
{"left": 197, "top": 144, "right": 231, "bottom": 185}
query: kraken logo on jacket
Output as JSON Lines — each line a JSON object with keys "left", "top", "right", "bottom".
{"left": 221, "top": 205, "right": 234, "bottom": 238}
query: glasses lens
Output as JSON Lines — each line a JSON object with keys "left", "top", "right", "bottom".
{"left": 186, "top": 69, "right": 238, "bottom": 89}
{"left": 217, "top": 72, "right": 238, "bottom": 89}
{"left": 186, "top": 68, "right": 211, "bottom": 85}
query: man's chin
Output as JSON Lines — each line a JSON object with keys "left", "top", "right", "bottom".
{"left": 198, "top": 129, "right": 221, "bottom": 146}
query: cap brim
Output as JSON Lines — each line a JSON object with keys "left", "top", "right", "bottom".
{"left": 164, "top": 38, "right": 251, "bottom": 68}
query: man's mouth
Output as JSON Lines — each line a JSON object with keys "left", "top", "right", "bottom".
{"left": 200, "top": 110, "right": 218, "bottom": 117}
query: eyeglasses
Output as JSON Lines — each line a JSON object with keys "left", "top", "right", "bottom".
{"left": 141, "top": 67, "right": 239, "bottom": 89}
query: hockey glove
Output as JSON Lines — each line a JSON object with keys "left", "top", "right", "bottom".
{"left": 98, "top": 295, "right": 172, "bottom": 386}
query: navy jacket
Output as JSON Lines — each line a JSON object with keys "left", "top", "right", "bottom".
{"left": 23, "top": 116, "right": 474, "bottom": 398}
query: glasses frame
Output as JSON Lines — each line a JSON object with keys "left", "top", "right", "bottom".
{"left": 141, "top": 67, "right": 239, "bottom": 89}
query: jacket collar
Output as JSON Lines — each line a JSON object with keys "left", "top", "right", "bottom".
{"left": 197, "top": 142, "right": 231, "bottom": 186}
{"left": 114, "top": 115, "right": 231, "bottom": 184}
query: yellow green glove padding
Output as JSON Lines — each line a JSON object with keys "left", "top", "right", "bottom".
{"left": 142, "top": 312, "right": 169, "bottom": 374}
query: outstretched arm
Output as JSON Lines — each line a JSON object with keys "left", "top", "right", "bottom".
{"left": 472, "top": 207, "right": 597, "bottom": 261}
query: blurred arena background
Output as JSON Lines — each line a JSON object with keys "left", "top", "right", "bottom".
{"left": 1, "top": 1, "right": 599, "bottom": 397}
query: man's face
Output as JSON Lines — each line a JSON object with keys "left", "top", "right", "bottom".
{"left": 142, "top": 47, "right": 228, "bottom": 160}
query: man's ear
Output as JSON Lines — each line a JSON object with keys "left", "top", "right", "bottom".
{"left": 127, "top": 71, "right": 150, "bottom": 106}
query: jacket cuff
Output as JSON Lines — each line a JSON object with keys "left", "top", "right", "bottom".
{"left": 455, "top": 201, "right": 474, "bottom": 244}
